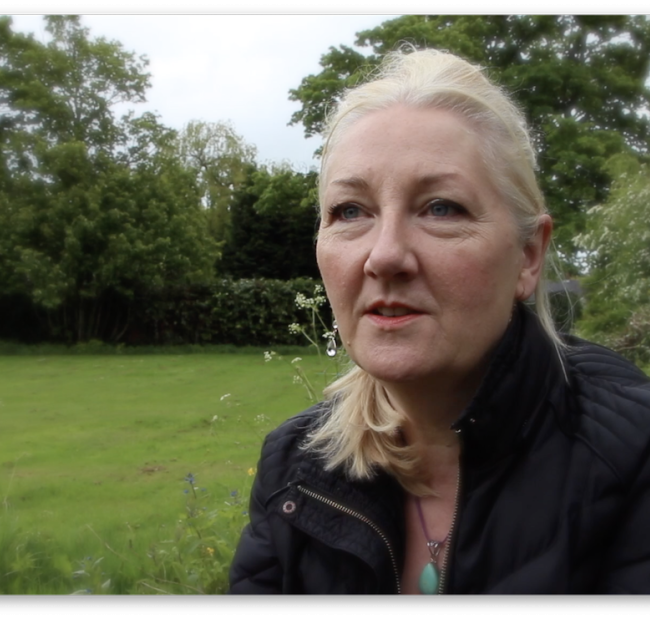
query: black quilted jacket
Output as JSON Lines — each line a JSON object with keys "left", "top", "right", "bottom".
{"left": 228, "top": 307, "right": 650, "bottom": 594}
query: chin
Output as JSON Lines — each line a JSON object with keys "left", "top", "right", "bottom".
{"left": 352, "top": 352, "right": 438, "bottom": 385}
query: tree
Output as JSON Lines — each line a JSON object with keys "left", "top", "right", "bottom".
{"left": 289, "top": 15, "right": 650, "bottom": 266}
{"left": 575, "top": 154, "right": 650, "bottom": 365}
{"left": 0, "top": 16, "right": 219, "bottom": 342}
{"left": 220, "top": 164, "right": 320, "bottom": 280}
{"left": 0, "top": 15, "right": 149, "bottom": 155}
{"left": 176, "top": 120, "right": 257, "bottom": 244}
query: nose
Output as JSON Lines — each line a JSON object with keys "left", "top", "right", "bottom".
{"left": 363, "top": 216, "right": 418, "bottom": 280}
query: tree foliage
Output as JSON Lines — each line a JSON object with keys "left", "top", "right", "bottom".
{"left": 575, "top": 155, "right": 650, "bottom": 365}
{"left": 289, "top": 15, "right": 650, "bottom": 265}
{"left": 220, "top": 164, "right": 320, "bottom": 280}
{"left": 176, "top": 120, "right": 257, "bottom": 243}
{"left": 0, "top": 16, "right": 218, "bottom": 342}
{"left": 0, "top": 15, "right": 149, "bottom": 154}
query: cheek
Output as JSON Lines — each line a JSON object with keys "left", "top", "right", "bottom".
{"left": 316, "top": 239, "right": 362, "bottom": 343}
{"left": 434, "top": 243, "right": 520, "bottom": 307}
{"left": 317, "top": 238, "right": 350, "bottom": 307}
{"left": 316, "top": 238, "right": 336, "bottom": 288}
{"left": 315, "top": 234, "right": 328, "bottom": 268}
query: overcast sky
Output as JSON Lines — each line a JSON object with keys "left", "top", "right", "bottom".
{"left": 8, "top": 13, "right": 398, "bottom": 171}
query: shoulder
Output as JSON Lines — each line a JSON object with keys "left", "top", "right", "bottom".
{"left": 256, "top": 401, "right": 331, "bottom": 495}
{"left": 564, "top": 336, "right": 650, "bottom": 406}
{"left": 558, "top": 340, "right": 650, "bottom": 593}
{"left": 563, "top": 336, "right": 650, "bottom": 480}
{"left": 229, "top": 403, "right": 330, "bottom": 594}
{"left": 265, "top": 399, "right": 329, "bottom": 439}
{"left": 564, "top": 335, "right": 650, "bottom": 387}
{"left": 261, "top": 400, "right": 330, "bottom": 458}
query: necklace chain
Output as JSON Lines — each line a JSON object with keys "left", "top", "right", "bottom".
{"left": 414, "top": 496, "right": 449, "bottom": 595}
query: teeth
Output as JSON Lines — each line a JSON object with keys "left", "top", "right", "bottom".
{"left": 376, "top": 307, "right": 412, "bottom": 317}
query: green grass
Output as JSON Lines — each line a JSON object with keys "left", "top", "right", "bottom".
{"left": 0, "top": 351, "right": 338, "bottom": 594}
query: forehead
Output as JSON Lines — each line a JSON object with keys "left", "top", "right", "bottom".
{"left": 321, "top": 105, "right": 495, "bottom": 202}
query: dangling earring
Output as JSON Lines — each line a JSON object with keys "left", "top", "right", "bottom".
{"left": 326, "top": 320, "right": 338, "bottom": 357}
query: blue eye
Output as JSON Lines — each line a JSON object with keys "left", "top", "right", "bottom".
{"left": 428, "top": 199, "right": 462, "bottom": 217}
{"left": 341, "top": 205, "right": 361, "bottom": 219}
{"left": 328, "top": 203, "right": 362, "bottom": 220}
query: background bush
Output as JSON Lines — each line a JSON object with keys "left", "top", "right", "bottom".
{"left": 0, "top": 278, "right": 327, "bottom": 347}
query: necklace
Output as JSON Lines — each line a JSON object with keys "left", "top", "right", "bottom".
{"left": 415, "top": 497, "right": 448, "bottom": 595}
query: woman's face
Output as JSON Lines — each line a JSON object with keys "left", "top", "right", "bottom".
{"left": 317, "top": 105, "right": 546, "bottom": 390}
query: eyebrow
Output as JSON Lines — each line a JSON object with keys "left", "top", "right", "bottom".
{"left": 329, "top": 176, "right": 370, "bottom": 190}
{"left": 329, "top": 172, "right": 463, "bottom": 191}
{"left": 413, "top": 172, "right": 463, "bottom": 188}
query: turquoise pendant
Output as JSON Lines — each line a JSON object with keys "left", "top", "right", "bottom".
{"left": 418, "top": 561, "right": 440, "bottom": 595}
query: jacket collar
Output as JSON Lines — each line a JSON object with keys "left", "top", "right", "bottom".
{"left": 451, "top": 303, "right": 565, "bottom": 467}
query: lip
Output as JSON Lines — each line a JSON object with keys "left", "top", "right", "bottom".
{"left": 364, "top": 302, "right": 425, "bottom": 328}
{"left": 366, "top": 301, "right": 424, "bottom": 314}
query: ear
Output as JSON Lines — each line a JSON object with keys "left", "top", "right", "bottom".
{"left": 516, "top": 215, "right": 553, "bottom": 301}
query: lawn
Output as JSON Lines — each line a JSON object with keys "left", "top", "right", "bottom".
{"left": 0, "top": 351, "right": 338, "bottom": 594}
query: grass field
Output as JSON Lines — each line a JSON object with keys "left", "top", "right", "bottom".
{"left": 0, "top": 350, "right": 338, "bottom": 594}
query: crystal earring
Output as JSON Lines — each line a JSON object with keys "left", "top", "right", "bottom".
{"left": 326, "top": 320, "right": 338, "bottom": 358}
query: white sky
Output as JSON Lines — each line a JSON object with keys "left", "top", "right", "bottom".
{"left": 7, "top": 13, "right": 395, "bottom": 171}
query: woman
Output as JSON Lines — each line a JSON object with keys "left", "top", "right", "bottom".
{"left": 228, "top": 49, "right": 650, "bottom": 594}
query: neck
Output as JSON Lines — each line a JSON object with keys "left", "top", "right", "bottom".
{"left": 381, "top": 361, "right": 486, "bottom": 438}
{"left": 380, "top": 368, "right": 486, "bottom": 488}
{"left": 381, "top": 386, "right": 462, "bottom": 490}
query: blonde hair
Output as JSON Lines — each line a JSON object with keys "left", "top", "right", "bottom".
{"left": 307, "top": 49, "right": 561, "bottom": 495}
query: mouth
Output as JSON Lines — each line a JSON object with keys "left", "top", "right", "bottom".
{"left": 372, "top": 306, "right": 417, "bottom": 317}
{"left": 366, "top": 303, "right": 424, "bottom": 318}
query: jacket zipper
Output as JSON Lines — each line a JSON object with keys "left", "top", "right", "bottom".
{"left": 437, "top": 448, "right": 463, "bottom": 594}
{"left": 296, "top": 484, "right": 402, "bottom": 594}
